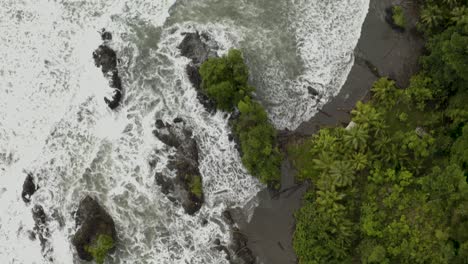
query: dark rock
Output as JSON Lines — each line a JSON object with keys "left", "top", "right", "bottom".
{"left": 110, "top": 71, "right": 122, "bottom": 90}
{"left": 222, "top": 210, "right": 235, "bottom": 226}
{"left": 153, "top": 120, "right": 181, "bottom": 148}
{"left": 155, "top": 119, "right": 165, "bottom": 129}
{"left": 153, "top": 120, "right": 204, "bottom": 215}
{"left": 22, "top": 173, "right": 37, "bottom": 203}
{"left": 186, "top": 64, "right": 202, "bottom": 90}
{"left": 72, "top": 196, "right": 117, "bottom": 261}
{"left": 100, "top": 29, "right": 112, "bottom": 41}
{"left": 92, "top": 32, "right": 124, "bottom": 110}
{"left": 104, "top": 89, "right": 122, "bottom": 110}
{"left": 173, "top": 117, "right": 184, "bottom": 123}
{"left": 93, "top": 45, "right": 117, "bottom": 74}
{"left": 32, "top": 205, "right": 53, "bottom": 260}
{"left": 179, "top": 32, "right": 218, "bottom": 114}
{"left": 155, "top": 172, "right": 174, "bottom": 195}
{"left": 221, "top": 210, "right": 257, "bottom": 264}
{"left": 178, "top": 32, "right": 211, "bottom": 64}
{"left": 307, "top": 86, "right": 319, "bottom": 97}
{"left": 230, "top": 228, "right": 256, "bottom": 264}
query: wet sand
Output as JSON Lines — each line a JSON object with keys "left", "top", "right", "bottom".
{"left": 236, "top": 1, "right": 425, "bottom": 263}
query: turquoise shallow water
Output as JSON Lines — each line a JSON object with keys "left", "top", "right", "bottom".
{"left": 0, "top": 0, "right": 368, "bottom": 263}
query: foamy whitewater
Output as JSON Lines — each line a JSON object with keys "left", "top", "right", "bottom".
{"left": 0, "top": 0, "right": 369, "bottom": 263}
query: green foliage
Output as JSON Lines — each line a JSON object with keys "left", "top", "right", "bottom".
{"left": 392, "top": 5, "right": 406, "bottom": 29}
{"left": 199, "top": 49, "right": 281, "bottom": 186}
{"left": 85, "top": 234, "right": 114, "bottom": 264}
{"left": 291, "top": 19, "right": 468, "bottom": 260}
{"left": 235, "top": 97, "right": 282, "bottom": 187}
{"left": 199, "top": 49, "right": 254, "bottom": 111}
{"left": 189, "top": 175, "right": 203, "bottom": 199}
{"left": 289, "top": 2, "right": 468, "bottom": 263}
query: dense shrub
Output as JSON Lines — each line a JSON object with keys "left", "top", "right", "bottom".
{"left": 199, "top": 49, "right": 254, "bottom": 111}
{"left": 235, "top": 97, "right": 282, "bottom": 187}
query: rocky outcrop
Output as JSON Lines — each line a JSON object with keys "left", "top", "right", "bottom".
{"left": 72, "top": 196, "right": 117, "bottom": 262}
{"left": 22, "top": 173, "right": 37, "bottom": 203}
{"left": 178, "top": 32, "right": 217, "bottom": 113}
{"left": 213, "top": 211, "right": 256, "bottom": 264}
{"left": 153, "top": 118, "right": 204, "bottom": 215}
{"left": 92, "top": 29, "right": 123, "bottom": 110}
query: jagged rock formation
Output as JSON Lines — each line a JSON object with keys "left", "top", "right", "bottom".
{"left": 92, "top": 29, "right": 123, "bottom": 109}
{"left": 22, "top": 173, "right": 37, "bottom": 203}
{"left": 178, "top": 31, "right": 218, "bottom": 113}
{"left": 153, "top": 118, "right": 204, "bottom": 215}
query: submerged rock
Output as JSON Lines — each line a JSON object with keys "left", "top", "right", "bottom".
{"left": 153, "top": 119, "right": 204, "bottom": 215}
{"left": 178, "top": 32, "right": 217, "bottom": 114}
{"left": 72, "top": 196, "right": 117, "bottom": 262}
{"left": 214, "top": 210, "right": 256, "bottom": 264}
{"left": 31, "top": 205, "right": 53, "bottom": 261}
{"left": 22, "top": 173, "right": 37, "bottom": 203}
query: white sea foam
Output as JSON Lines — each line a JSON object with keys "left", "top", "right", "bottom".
{"left": 0, "top": 0, "right": 369, "bottom": 263}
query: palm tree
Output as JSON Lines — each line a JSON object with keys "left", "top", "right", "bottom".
{"left": 329, "top": 160, "right": 355, "bottom": 187}
{"left": 344, "top": 125, "right": 369, "bottom": 151}
{"left": 353, "top": 152, "right": 368, "bottom": 171}
{"left": 420, "top": 5, "right": 444, "bottom": 32}
{"left": 450, "top": 6, "right": 468, "bottom": 26}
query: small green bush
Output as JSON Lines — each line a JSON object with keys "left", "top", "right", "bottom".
{"left": 189, "top": 175, "right": 203, "bottom": 198}
{"left": 392, "top": 5, "right": 406, "bottom": 29}
{"left": 85, "top": 234, "right": 114, "bottom": 264}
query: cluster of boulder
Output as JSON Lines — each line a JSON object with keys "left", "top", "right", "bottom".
{"left": 152, "top": 118, "right": 205, "bottom": 215}
{"left": 92, "top": 29, "right": 123, "bottom": 109}
{"left": 22, "top": 174, "right": 116, "bottom": 264}
{"left": 21, "top": 174, "right": 52, "bottom": 261}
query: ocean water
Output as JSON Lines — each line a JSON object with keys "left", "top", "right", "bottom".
{"left": 0, "top": 0, "right": 369, "bottom": 263}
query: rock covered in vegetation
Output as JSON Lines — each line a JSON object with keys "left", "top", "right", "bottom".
{"left": 92, "top": 29, "right": 123, "bottom": 110}
{"left": 178, "top": 32, "right": 217, "bottom": 113}
{"left": 153, "top": 118, "right": 204, "bottom": 215}
{"left": 22, "top": 173, "right": 37, "bottom": 203}
{"left": 72, "top": 196, "right": 116, "bottom": 263}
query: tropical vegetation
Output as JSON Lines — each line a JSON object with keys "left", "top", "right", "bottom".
{"left": 291, "top": 1, "right": 468, "bottom": 263}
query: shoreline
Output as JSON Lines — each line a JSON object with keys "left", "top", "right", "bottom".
{"left": 236, "top": 0, "right": 425, "bottom": 263}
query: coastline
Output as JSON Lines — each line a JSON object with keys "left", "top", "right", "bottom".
{"left": 236, "top": 0, "right": 425, "bottom": 263}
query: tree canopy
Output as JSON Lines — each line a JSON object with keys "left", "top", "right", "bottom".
{"left": 291, "top": 2, "right": 468, "bottom": 262}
